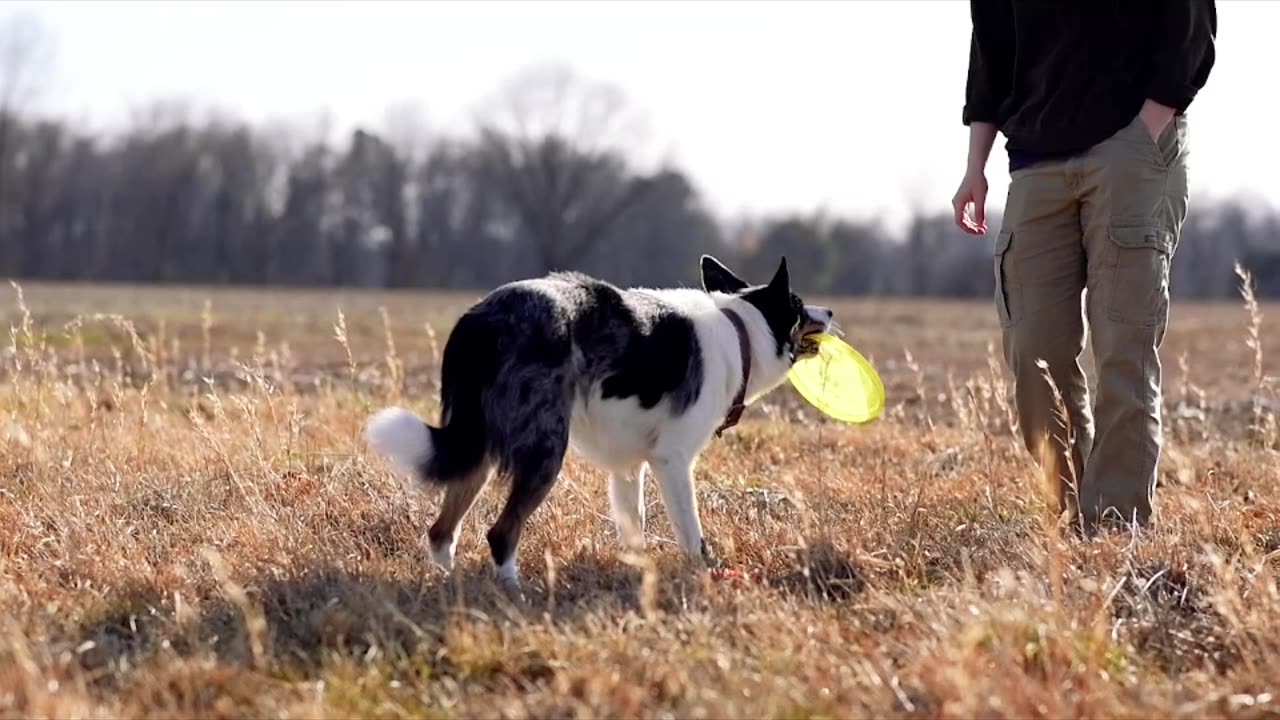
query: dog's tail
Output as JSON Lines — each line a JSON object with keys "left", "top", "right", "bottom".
{"left": 364, "top": 312, "right": 494, "bottom": 484}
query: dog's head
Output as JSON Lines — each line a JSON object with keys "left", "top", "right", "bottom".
{"left": 700, "top": 254, "right": 833, "bottom": 364}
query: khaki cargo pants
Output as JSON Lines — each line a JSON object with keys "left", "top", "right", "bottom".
{"left": 995, "top": 115, "right": 1189, "bottom": 530}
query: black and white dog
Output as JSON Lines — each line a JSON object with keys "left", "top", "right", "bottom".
{"left": 364, "top": 255, "right": 832, "bottom": 590}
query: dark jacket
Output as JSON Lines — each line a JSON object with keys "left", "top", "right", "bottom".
{"left": 963, "top": 0, "right": 1217, "bottom": 156}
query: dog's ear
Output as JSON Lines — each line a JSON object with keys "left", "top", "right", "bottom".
{"left": 701, "top": 255, "right": 749, "bottom": 293}
{"left": 766, "top": 256, "right": 790, "bottom": 295}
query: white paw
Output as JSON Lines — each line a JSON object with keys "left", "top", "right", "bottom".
{"left": 425, "top": 534, "right": 456, "bottom": 571}
{"left": 496, "top": 556, "right": 518, "bottom": 583}
{"left": 499, "top": 577, "right": 526, "bottom": 604}
{"left": 496, "top": 561, "right": 525, "bottom": 604}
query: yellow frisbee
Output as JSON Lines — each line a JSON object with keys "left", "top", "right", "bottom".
{"left": 787, "top": 333, "right": 885, "bottom": 424}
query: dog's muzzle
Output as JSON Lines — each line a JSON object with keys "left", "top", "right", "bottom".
{"left": 792, "top": 305, "right": 834, "bottom": 359}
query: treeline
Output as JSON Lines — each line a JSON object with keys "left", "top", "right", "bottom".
{"left": 1, "top": 71, "right": 1278, "bottom": 297}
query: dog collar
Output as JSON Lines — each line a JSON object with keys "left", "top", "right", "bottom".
{"left": 715, "top": 307, "right": 751, "bottom": 438}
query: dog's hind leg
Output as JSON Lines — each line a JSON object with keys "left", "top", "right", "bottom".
{"left": 424, "top": 459, "right": 493, "bottom": 571}
{"left": 608, "top": 463, "right": 647, "bottom": 550}
{"left": 485, "top": 428, "right": 569, "bottom": 595}
{"left": 651, "top": 454, "right": 708, "bottom": 562}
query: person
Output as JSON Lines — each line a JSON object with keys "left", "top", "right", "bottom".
{"left": 952, "top": 1, "right": 1216, "bottom": 534}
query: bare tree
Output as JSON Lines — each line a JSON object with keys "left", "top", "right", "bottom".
{"left": 483, "top": 63, "right": 650, "bottom": 157}
{"left": 470, "top": 63, "right": 656, "bottom": 273}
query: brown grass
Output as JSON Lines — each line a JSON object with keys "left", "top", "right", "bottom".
{"left": 2, "top": 280, "right": 1279, "bottom": 719}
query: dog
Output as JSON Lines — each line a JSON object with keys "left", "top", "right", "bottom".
{"left": 364, "top": 255, "right": 833, "bottom": 591}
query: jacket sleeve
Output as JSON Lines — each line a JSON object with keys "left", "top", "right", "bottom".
{"left": 962, "top": 0, "right": 1014, "bottom": 126}
{"left": 1146, "top": 0, "right": 1217, "bottom": 111}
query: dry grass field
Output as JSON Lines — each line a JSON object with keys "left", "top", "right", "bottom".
{"left": 2, "top": 279, "right": 1279, "bottom": 719}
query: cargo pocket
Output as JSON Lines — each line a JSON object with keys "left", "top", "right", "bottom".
{"left": 1106, "top": 224, "right": 1175, "bottom": 327}
{"left": 994, "top": 229, "right": 1018, "bottom": 327}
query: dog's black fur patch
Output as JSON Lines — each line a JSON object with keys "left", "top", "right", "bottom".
{"left": 566, "top": 274, "right": 703, "bottom": 413}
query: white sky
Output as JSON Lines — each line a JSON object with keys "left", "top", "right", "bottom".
{"left": 9, "top": 0, "right": 1279, "bottom": 231}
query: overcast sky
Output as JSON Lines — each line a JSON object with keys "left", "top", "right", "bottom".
{"left": 8, "top": 0, "right": 1277, "bottom": 231}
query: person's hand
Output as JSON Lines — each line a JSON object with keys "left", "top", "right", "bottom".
{"left": 952, "top": 170, "right": 989, "bottom": 235}
{"left": 1138, "top": 98, "right": 1175, "bottom": 142}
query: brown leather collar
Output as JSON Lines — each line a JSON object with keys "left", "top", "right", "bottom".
{"left": 715, "top": 307, "right": 751, "bottom": 438}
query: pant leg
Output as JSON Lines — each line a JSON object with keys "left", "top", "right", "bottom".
{"left": 1078, "top": 115, "right": 1191, "bottom": 528}
{"left": 997, "top": 162, "right": 1094, "bottom": 516}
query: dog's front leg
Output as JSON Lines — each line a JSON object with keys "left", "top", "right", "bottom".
{"left": 651, "top": 455, "right": 708, "bottom": 563}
